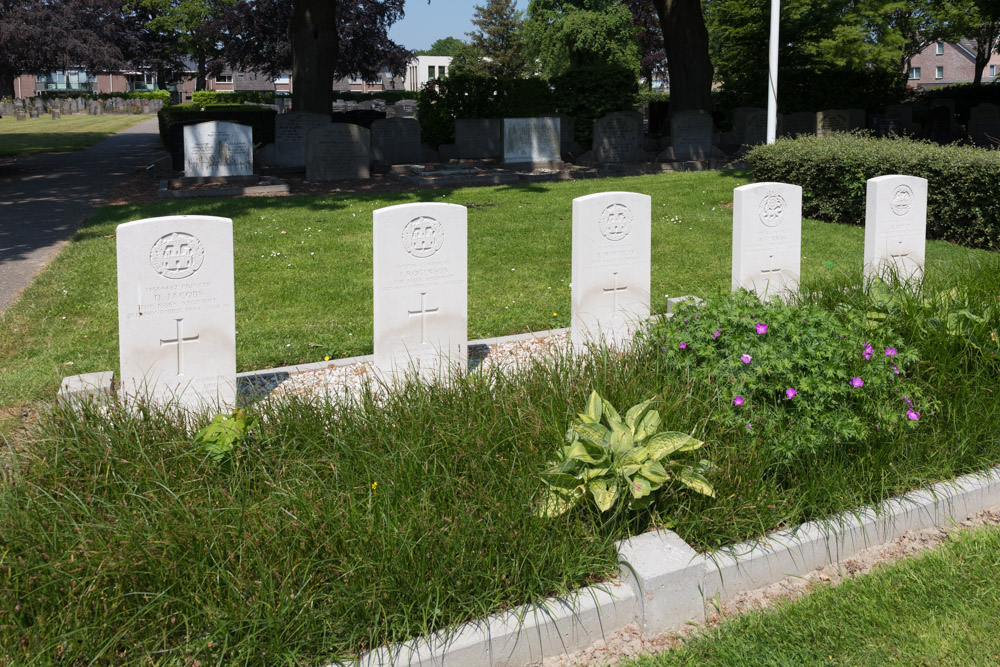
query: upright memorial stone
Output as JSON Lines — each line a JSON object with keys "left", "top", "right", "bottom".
{"left": 863, "top": 175, "right": 927, "bottom": 284}
{"left": 816, "top": 109, "right": 865, "bottom": 136}
{"left": 781, "top": 112, "right": 816, "bottom": 137}
{"left": 306, "top": 124, "right": 371, "bottom": 180}
{"left": 274, "top": 112, "right": 329, "bottom": 167}
{"left": 968, "top": 103, "right": 1000, "bottom": 147}
{"left": 455, "top": 119, "right": 503, "bottom": 159}
{"left": 732, "top": 182, "right": 802, "bottom": 302}
{"left": 373, "top": 203, "right": 467, "bottom": 381}
{"left": 370, "top": 117, "right": 422, "bottom": 166}
{"left": 571, "top": 192, "right": 651, "bottom": 350}
{"left": 183, "top": 121, "right": 253, "bottom": 177}
{"left": 592, "top": 111, "right": 644, "bottom": 163}
{"left": 503, "top": 117, "right": 560, "bottom": 164}
{"left": 116, "top": 216, "right": 236, "bottom": 410}
{"left": 671, "top": 110, "right": 715, "bottom": 159}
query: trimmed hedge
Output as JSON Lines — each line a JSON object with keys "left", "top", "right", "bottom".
{"left": 746, "top": 134, "right": 1000, "bottom": 251}
{"left": 37, "top": 90, "right": 171, "bottom": 102}
{"left": 191, "top": 90, "right": 276, "bottom": 106}
{"left": 156, "top": 103, "right": 278, "bottom": 148}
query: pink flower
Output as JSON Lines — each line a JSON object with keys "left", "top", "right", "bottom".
{"left": 893, "top": 364, "right": 900, "bottom": 375}
{"left": 863, "top": 343, "right": 874, "bottom": 360}
{"left": 746, "top": 423, "right": 752, "bottom": 431}
{"left": 850, "top": 377, "right": 864, "bottom": 388}
{"left": 713, "top": 329, "right": 722, "bottom": 339}
{"left": 733, "top": 396, "right": 744, "bottom": 406}
{"left": 679, "top": 342, "right": 687, "bottom": 349}
{"left": 885, "top": 347, "right": 898, "bottom": 357}
{"left": 907, "top": 409, "right": 920, "bottom": 421}
{"left": 755, "top": 322, "right": 768, "bottom": 335}
{"left": 903, "top": 396, "right": 913, "bottom": 407}
{"left": 740, "top": 354, "right": 752, "bottom": 364}
{"left": 785, "top": 387, "right": 797, "bottom": 399}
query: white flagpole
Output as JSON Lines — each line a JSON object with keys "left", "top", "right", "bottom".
{"left": 767, "top": 0, "right": 780, "bottom": 144}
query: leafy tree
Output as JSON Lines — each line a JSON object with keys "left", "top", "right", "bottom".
{"left": 953, "top": 0, "right": 1000, "bottom": 84}
{"left": 460, "top": 0, "right": 529, "bottom": 78}
{"left": 136, "top": 0, "right": 236, "bottom": 91}
{"left": 524, "top": 0, "right": 639, "bottom": 79}
{"left": 625, "top": 0, "right": 667, "bottom": 89}
{"left": 415, "top": 36, "right": 466, "bottom": 56}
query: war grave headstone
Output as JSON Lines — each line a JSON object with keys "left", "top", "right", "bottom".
{"left": 732, "top": 182, "right": 802, "bottom": 302}
{"left": 371, "top": 117, "right": 422, "bottom": 166}
{"left": 373, "top": 203, "right": 467, "bottom": 382}
{"left": 183, "top": 121, "right": 253, "bottom": 178}
{"left": 780, "top": 112, "right": 816, "bottom": 137}
{"left": 863, "top": 175, "right": 927, "bottom": 284}
{"left": 306, "top": 123, "right": 371, "bottom": 180}
{"left": 274, "top": 112, "right": 330, "bottom": 167}
{"left": 571, "top": 192, "right": 651, "bottom": 350}
{"left": 503, "top": 117, "right": 561, "bottom": 165}
{"left": 816, "top": 108, "right": 865, "bottom": 136}
{"left": 117, "top": 215, "right": 236, "bottom": 411}
{"left": 592, "top": 111, "right": 645, "bottom": 163}
{"left": 455, "top": 118, "right": 503, "bottom": 159}
{"left": 968, "top": 103, "right": 1000, "bottom": 147}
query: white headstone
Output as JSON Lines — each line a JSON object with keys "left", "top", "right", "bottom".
{"left": 503, "top": 117, "right": 560, "bottom": 163}
{"left": 116, "top": 216, "right": 237, "bottom": 411}
{"left": 732, "top": 183, "right": 802, "bottom": 302}
{"left": 183, "top": 121, "right": 253, "bottom": 177}
{"left": 571, "top": 192, "right": 651, "bottom": 350}
{"left": 863, "top": 175, "right": 927, "bottom": 284}
{"left": 274, "top": 112, "right": 330, "bottom": 167}
{"left": 373, "top": 203, "right": 468, "bottom": 381}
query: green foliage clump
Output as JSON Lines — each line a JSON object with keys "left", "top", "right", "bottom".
{"left": 539, "top": 391, "right": 714, "bottom": 517}
{"left": 156, "top": 102, "right": 277, "bottom": 148}
{"left": 37, "top": 90, "right": 171, "bottom": 102}
{"left": 194, "top": 408, "right": 256, "bottom": 462}
{"left": 652, "top": 291, "right": 926, "bottom": 467}
{"left": 417, "top": 72, "right": 555, "bottom": 147}
{"left": 191, "top": 90, "right": 276, "bottom": 106}
{"left": 550, "top": 63, "right": 639, "bottom": 148}
{"left": 745, "top": 134, "right": 1000, "bottom": 251}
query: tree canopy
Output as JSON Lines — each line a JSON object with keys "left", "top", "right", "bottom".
{"left": 452, "top": 0, "right": 530, "bottom": 78}
{"left": 524, "top": 0, "right": 640, "bottom": 79}
{"left": 415, "top": 36, "right": 466, "bottom": 57}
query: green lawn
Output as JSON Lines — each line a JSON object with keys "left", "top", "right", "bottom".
{"left": 0, "top": 170, "right": 993, "bottom": 413}
{"left": 631, "top": 523, "right": 1000, "bottom": 665}
{"left": 0, "top": 113, "right": 150, "bottom": 156}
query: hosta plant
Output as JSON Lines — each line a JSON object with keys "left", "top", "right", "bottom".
{"left": 538, "top": 391, "right": 715, "bottom": 518}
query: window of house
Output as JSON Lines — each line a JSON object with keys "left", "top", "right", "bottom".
{"left": 936, "top": 66, "right": 943, "bottom": 79}
{"left": 936, "top": 42, "right": 944, "bottom": 55}
{"left": 908, "top": 67, "right": 921, "bottom": 80}
{"left": 991, "top": 64, "right": 997, "bottom": 78}
{"left": 440, "top": 66, "right": 447, "bottom": 77}
{"left": 274, "top": 74, "right": 290, "bottom": 84}
{"left": 428, "top": 65, "right": 436, "bottom": 79}
{"left": 216, "top": 74, "right": 232, "bottom": 84}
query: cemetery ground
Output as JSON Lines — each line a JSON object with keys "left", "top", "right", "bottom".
{"left": 1, "top": 170, "right": 999, "bottom": 663}
{"left": 0, "top": 114, "right": 151, "bottom": 158}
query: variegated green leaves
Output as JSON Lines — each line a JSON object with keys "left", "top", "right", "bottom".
{"left": 538, "top": 391, "right": 715, "bottom": 518}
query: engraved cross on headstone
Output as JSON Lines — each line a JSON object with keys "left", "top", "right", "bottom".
{"left": 890, "top": 239, "right": 910, "bottom": 266}
{"left": 407, "top": 292, "right": 439, "bottom": 344}
{"left": 760, "top": 254, "right": 782, "bottom": 281}
{"left": 160, "top": 318, "right": 200, "bottom": 376}
{"left": 603, "top": 272, "right": 629, "bottom": 320}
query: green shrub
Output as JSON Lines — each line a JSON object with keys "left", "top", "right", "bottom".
{"left": 331, "top": 90, "right": 419, "bottom": 104}
{"left": 156, "top": 103, "right": 278, "bottom": 148}
{"left": 915, "top": 81, "right": 1000, "bottom": 125}
{"left": 416, "top": 73, "right": 556, "bottom": 147}
{"left": 745, "top": 134, "right": 1000, "bottom": 251}
{"left": 36, "top": 90, "right": 171, "bottom": 102}
{"left": 650, "top": 290, "right": 927, "bottom": 469}
{"left": 550, "top": 64, "right": 639, "bottom": 149}
{"left": 191, "top": 90, "right": 276, "bottom": 106}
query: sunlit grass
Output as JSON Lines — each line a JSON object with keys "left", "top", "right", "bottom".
{"left": 0, "top": 113, "right": 149, "bottom": 156}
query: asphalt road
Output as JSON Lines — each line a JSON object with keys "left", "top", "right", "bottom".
{"left": 0, "top": 118, "right": 164, "bottom": 312}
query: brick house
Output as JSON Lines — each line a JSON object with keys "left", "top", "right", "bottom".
{"left": 906, "top": 39, "right": 1000, "bottom": 89}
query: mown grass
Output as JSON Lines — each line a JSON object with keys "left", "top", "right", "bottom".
{"left": 631, "top": 524, "right": 1000, "bottom": 665}
{"left": 0, "top": 170, "right": 993, "bottom": 414}
{"left": 2, "top": 258, "right": 999, "bottom": 663}
{"left": 0, "top": 114, "right": 150, "bottom": 157}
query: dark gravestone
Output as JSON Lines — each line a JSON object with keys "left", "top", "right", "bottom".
{"left": 455, "top": 118, "right": 503, "bottom": 159}
{"left": 274, "top": 112, "right": 330, "bottom": 167}
{"left": 592, "top": 111, "right": 645, "bottom": 163}
{"left": 929, "top": 105, "right": 952, "bottom": 144}
{"left": 330, "top": 109, "right": 385, "bottom": 129}
{"left": 371, "top": 118, "right": 422, "bottom": 166}
{"left": 648, "top": 101, "right": 670, "bottom": 135}
{"left": 306, "top": 124, "right": 371, "bottom": 181}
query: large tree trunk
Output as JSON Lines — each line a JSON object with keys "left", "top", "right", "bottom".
{"left": 197, "top": 52, "right": 208, "bottom": 91}
{"left": 291, "top": 0, "right": 339, "bottom": 114}
{"left": 0, "top": 71, "right": 14, "bottom": 99}
{"left": 652, "top": 0, "right": 713, "bottom": 113}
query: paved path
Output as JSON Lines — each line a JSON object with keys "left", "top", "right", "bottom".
{"left": 0, "top": 118, "right": 165, "bottom": 312}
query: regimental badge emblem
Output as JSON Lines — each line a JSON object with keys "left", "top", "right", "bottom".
{"left": 401, "top": 216, "right": 444, "bottom": 258}
{"left": 890, "top": 185, "right": 913, "bottom": 216}
{"left": 149, "top": 232, "right": 205, "bottom": 279}
{"left": 758, "top": 192, "right": 786, "bottom": 227}
{"left": 599, "top": 204, "right": 632, "bottom": 241}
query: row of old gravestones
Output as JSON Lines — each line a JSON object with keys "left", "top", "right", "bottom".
{"left": 107, "top": 176, "right": 926, "bottom": 413}
{"left": 2, "top": 97, "right": 164, "bottom": 120}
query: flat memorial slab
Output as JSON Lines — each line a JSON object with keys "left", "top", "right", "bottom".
{"left": 863, "top": 175, "right": 927, "bottom": 284}
{"left": 732, "top": 182, "right": 802, "bottom": 302}
{"left": 373, "top": 203, "right": 468, "bottom": 382}
{"left": 571, "top": 192, "right": 651, "bottom": 350}
{"left": 116, "top": 215, "right": 237, "bottom": 411}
